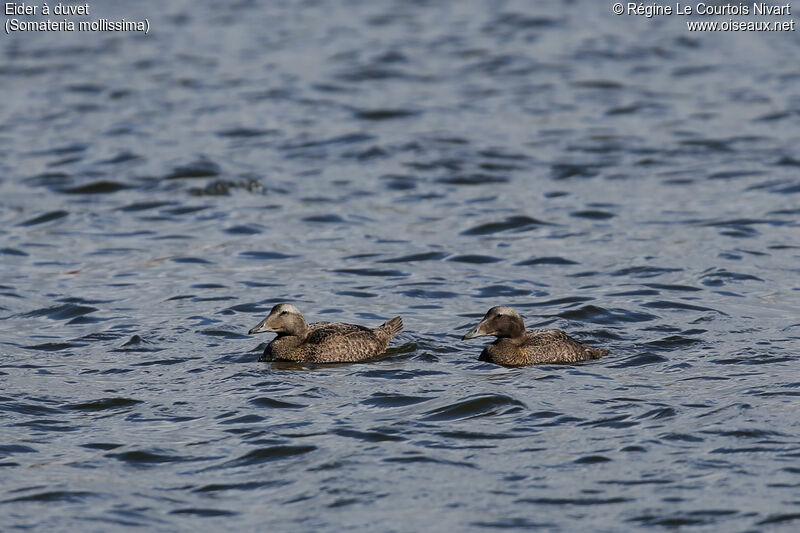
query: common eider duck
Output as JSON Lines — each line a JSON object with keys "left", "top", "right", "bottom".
{"left": 462, "top": 306, "right": 608, "bottom": 366}
{"left": 249, "top": 303, "right": 403, "bottom": 363}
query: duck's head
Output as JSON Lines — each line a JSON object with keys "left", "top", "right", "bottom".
{"left": 462, "top": 306, "right": 525, "bottom": 340}
{"left": 248, "top": 303, "right": 307, "bottom": 336}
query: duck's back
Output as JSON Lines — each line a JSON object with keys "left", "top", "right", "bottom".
{"left": 481, "top": 328, "right": 608, "bottom": 366}
{"left": 263, "top": 317, "right": 402, "bottom": 363}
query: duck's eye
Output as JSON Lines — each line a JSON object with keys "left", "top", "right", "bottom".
{"left": 280, "top": 311, "right": 288, "bottom": 316}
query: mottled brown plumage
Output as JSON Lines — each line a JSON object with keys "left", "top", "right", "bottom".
{"left": 249, "top": 303, "right": 403, "bottom": 363}
{"left": 462, "top": 306, "right": 608, "bottom": 366}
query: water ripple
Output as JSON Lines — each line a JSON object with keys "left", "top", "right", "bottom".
{"left": 2, "top": 0, "right": 798, "bottom": 530}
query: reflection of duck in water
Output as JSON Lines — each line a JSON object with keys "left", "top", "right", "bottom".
{"left": 249, "top": 303, "right": 403, "bottom": 363}
{"left": 462, "top": 306, "right": 608, "bottom": 366}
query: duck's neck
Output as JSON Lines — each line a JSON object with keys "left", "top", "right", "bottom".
{"left": 503, "top": 333, "right": 526, "bottom": 346}
{"left": 280, "top": 322, "right": 308, "bottom": 340}
{"left": 275, "top": 329, "right": 308, "bottom": 342}
{"left": 278, "top": 316, "right": 308, "bottom": 342}
{"left": 503, "top": 318, "right": 526, "bottom": 343}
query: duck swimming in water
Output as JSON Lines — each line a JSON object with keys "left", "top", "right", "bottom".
{"left": 249, "top": 303, "right": 403, "bottom": 363}
{"left": 462, "top": 306, "right": 608, "bottom": 366}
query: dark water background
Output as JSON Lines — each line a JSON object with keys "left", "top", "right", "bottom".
{"left": 2, "top": 0, "right": 800, "bottom": 530}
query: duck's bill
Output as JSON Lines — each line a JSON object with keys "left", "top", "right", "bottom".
{"left": 248, "top": 319, "right": 274, "bottom": 335}
{"left": 462, "top": 325, "right": 486, "bottom": 340}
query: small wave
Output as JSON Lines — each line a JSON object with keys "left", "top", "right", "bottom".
{"left": 610, "top": 353, "right": 668, "bottom": 368}
{"left": 225, "top": 445, "right": 316, "bottom": 467}
{"left": 629, "top": 511, "right": 735, "bottom": 527}
{"left": 643, "top": 283, "right": 702, "bottom": 292}
{"left": 2, "top": 491, "right": 100, "bottom": 504}
{"left": 472, "top": 518, "right": 556, "bottom": 529}
{"left": 190, "top": 179, "right": 265, "bottom": 196}
{"left": 0, "top": 444, "right": 37, "bottom": 455}
{"left": 62, "top": 181, "right": 129, "bottom": 194}
{"left": 558, "top": 305, "right": 658, "bottom": 324}
{"left": 192, "top": 481, "right": 282, "bottom": 493}
{"left": 107, "top": 449, "right": 193, "bottom": 466}
{"left": 448, "top": 254, "right": 503, "bottom": 264}
{"left": 359, "top": 369, "right": 449, "bottom": 380}
{"left": 485, "top": 12, "right": 559, "bottom": 32}
{"left": 400, "top": 288, "right": 458, "bottom": 299}
{"left": 170, "top": 508, "right": 238, "bottom": 517}
{"left": 132, "top": 358, "right": 193, "bottom": 367}
{"left": 0, "top": 247, "right": 28, "bottom": 256}
{"left": 303, "top": 214, "right": 347, "bottom": 223}
{"left": 636, "top": 407, "right": 676, "bottom": 420}
{"left": 610, "top": 266, "right": 682, "bottom": 278}
{"left": 281, "top": 133, "right": 375, "bottom": 150}
{"left": 700, "top": 269, "right": 763, "bottom": 286}
{"left": 422, "top": 394, "right": 525, "bottom": 421}
{"left": 199, "top": 329, "right": 250, "bottom": 339}
{"left": 171, "top": 257, "right": 213, "bottom": 264}
{"left": 382, "top": 455, "right": 476, "bottom": 468}
{"left": 224, "top": 224, "right": 263, "bottom": 235}
{"left": 550, "top": 162, "right": 604, "bottom": 180}
{"left": 571, "top": 210, "right": 615, "bottom": 220}
{"left": 474, "top": 285, "right": 530, "bottom": 298}
{"left": 578, "top": 415, "right": 637, "bottom": 429}
{"left": 677, "top": 138, "right": 733, "bottom": 153}
{"left": 478, "top": 148, "right": 529, "bottom": 160}
{"left": 362, "top": 393, "right": 432, "bottom": 408}
{"left": 645, "top": 336, "right": 703, "bottom": 350}
{"left": 118, "top": 201, "right": 175, "bottom": 212}
{"left": 18, "top": 210, "right": 69, "bottom": 226}
{"left": 708, "top": 170, "right": 763, "bottom": 180}
{"left": 335, "top": 290, "right": 378, "bottom": 298}
{"left": 334, "top": 67, "right": 430, "bottom": 83}
{"left": 516, "top": 256, "right": 578, "bottom": 266}
{"left": 165, "top": 159, "right": 221, "bottom": 179}
{"left": 517, "top": 496, "right": 631, "bottom": 506}
{"left": 249, "top": 397, "right": 306, "bottom": 409}
{"left": 519, "top": 296, "right": 593, "bottom": 308}
{"left": 24, "top": 342, "right": 86, "bottom": 352}
{"left": 380, "top": 174, "right": 418, "bottom": 190}
{"left": 574, "top": 455, "right": 612, "bottom": 464}
{"left": 20, "top": 303, "right": 97, "bottom": 320}
{"left": 436, "top": 430, "right": 515, "bottom": 441}
{"left": 335, "top": 268, "right": 408, "bottom": 277}
{"left": 437, "top": 173, "right": 509, "bottom": 185}
{"left": 29, "top": 143, "right": 88, "bottom": 156}
{"left": 332, "top": 428, "right": 405, "bottom": 442}
{"left": 215, "top": 128, "right": 277, "bottom": 138}
{"left": 758, "top": 513, "right": 800, "bottom": 525}
{"left": 98, "top": 151, "right": 142, "bottom": 165}
{"left": 80, "top": 443, "right": 123, "bottom": 451}
{"left": 239, "top": 251, "right": 297, "bottom": 260}
{"left": 461, "top": 216, "right": 550, "bottom": 235}
{"left": 219, "top": 415, "right": 265, "bottom": 425}
{"left": 354, "top": 108, "right": 419, "bottom": 120}
{"left": 642, "top": 301, "right": 723, "bottom": 314}
{"left": 379, "top": 251, "right": 448, "bottom": 263}
{"left": 67, "top": 398, "right": 142, "bottom": 411}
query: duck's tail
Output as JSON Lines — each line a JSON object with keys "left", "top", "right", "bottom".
{"left": 379, "top": 316, "right": 403, "bottom": 339}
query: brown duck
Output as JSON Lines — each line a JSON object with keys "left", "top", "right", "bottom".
{"left": 249, "top": 303, "right": 403, "bottom": 363}
{"left": 462, "top": 306, "right": 608, "bottom": 366}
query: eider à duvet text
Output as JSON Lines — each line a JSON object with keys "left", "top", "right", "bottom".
{"left": 249, "top": 303, "right": 403, "bottom": 363}
{"left": 462, "top": 306, "right": 609, "bottom": 366}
